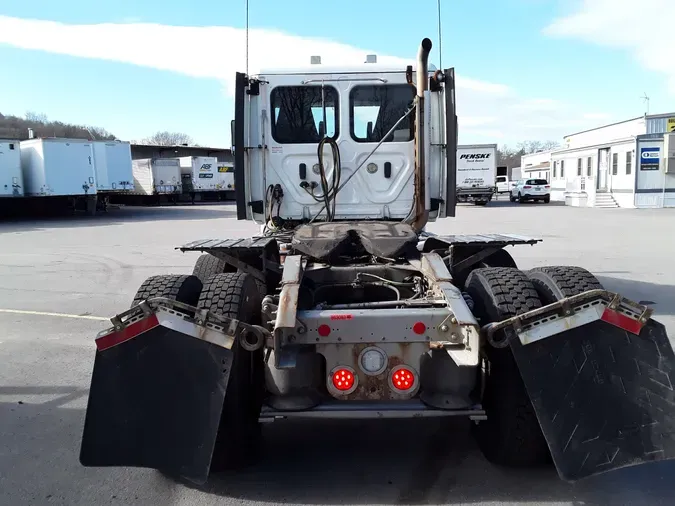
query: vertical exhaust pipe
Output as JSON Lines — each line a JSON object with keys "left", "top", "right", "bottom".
{"left": 411, "top": 38, "right": 432, "bottom": 233}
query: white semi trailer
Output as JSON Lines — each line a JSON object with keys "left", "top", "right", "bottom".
{"left": 456, "top": 144, "right": 497, "bottom": 205}
{"left": 0, "top": 139, "right": 23, "bottom": 198}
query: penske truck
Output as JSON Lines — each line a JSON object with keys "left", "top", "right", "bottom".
{"left": 456, "top": 144, "right": 497, "bottom": 205}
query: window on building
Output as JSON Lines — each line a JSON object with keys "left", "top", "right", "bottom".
{"left": 587, "top": 156, "right": 592, "bottom": 176}
{"left": 271, "top": 85, "right": 339, "bottom": 144}
{"left": 553, "top": 161, "right": 557, "bottom": 178}
{"left": 626, "top": 151, "right": 632, "bottom": 175}
{"left": 349, "top": 84, "right": 415, "bottom": 143}
{"left": 577, "top": 158, "right": 582, "bottom": 176}
{"left": 560, "top": 160, "right": 565, "bottom": 178}
{"left": 612, "top": 152, "right": 618, "bottom": 175}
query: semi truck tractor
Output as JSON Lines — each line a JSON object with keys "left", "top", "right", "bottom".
{"left": 79, "top": 38, "right": 675, "bottom": 486}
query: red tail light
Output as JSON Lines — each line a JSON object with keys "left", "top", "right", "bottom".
{"left": 332, "top": 368, "right": 355, "bottom": 391}
{"left": 523, "top": 185, "right": 532, "bottom": 189}
{"left": 391, "top": 367, "right": 415, "bottom": 391}
{"left": 545, "top": 185, "right": 550, "bottom": 189}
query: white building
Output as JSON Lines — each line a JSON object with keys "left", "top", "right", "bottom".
{"left": 524, "top": 113, "right": 675, "bottom": 208}
{"left": 520, "top": 151, "right": 552, "bottom": 182}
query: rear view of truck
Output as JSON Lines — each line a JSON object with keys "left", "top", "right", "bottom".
{"left": 456, "top": 144, "right": 497, "bottom": 205}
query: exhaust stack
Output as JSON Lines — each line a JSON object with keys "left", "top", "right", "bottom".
{"left": 411, "top": 38, "right": 432, "bottom": 232}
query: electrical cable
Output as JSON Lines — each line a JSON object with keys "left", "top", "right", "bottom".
{"left": 308, "top": 100, "right": 417, "bottom": 223}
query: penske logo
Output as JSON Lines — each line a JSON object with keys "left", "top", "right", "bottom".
{"left": 460, "top": 153, "right": 491, "bottom": 160}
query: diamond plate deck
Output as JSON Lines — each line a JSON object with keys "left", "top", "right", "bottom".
{"left": 423, "top": 233, "right": 542, "bottom": 251}
{"left": 178, "top": 236, "right": 277, "bottom": 252}
{"left": 510, "top": 318, "right": 675, "bottom": 481}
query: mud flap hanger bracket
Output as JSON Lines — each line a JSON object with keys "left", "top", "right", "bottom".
{"left": 105, "top": 297, "right": 270, "bottom": 350}
{"left": 482, "top": 289, "right": 654, "bottom": 349}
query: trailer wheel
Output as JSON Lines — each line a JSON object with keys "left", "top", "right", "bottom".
{"left": 197, "top": 272, "right": 264, "bottom": 472}
{"left": 131, "top": 274, "right": 202, "bottom": 308}
{"left": 191, "top": 253, "right": 235, "bottom": 283}
{"left": 464, "top": 267, "right": 551, "bottom": 468}
{"left": 527, "top": 265, "right": 603, "bottom": 304}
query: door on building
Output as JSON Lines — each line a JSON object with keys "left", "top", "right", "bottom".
{"left": 597, "top": 148, "right": 609, "bottom": 191}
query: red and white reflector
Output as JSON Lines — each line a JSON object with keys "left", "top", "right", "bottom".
{"left": 95, "top": 315, "right": 160, "bottom": 351}
{"left": 600, "top": 307, "right": 644, "bottom": 335}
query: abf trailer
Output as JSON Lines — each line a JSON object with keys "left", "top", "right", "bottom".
{"left": 0, "top": 139, "right": 23, "bottom": 198}
{"left": 456, "top": 144, "right": 497, "bottom": 205}
{"left": 178, "top": 156, "right": 227, "bottom": 202}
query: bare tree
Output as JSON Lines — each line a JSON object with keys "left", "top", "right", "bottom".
{"left": 497, "top": 139, "right": 560, "bottom": 169}
{"left": 517, "top": 140, "right": 560, "bottom": 154}
{"left": 143, "top": 131, "right": 195, "bottom": 146}
{"left": 25, "top": 111, "right": 48, "bottom": 124}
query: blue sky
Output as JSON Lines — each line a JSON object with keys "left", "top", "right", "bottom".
{"left": 0, "top": 0, "right": 673, "bottom": 148}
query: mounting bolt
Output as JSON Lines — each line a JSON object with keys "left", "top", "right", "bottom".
{"left": 297, "top": 327, "right": 306, "bottom": 334}
{"left": 450, "top": 317, "right": 457, "bottom": 324}
{"left": 440, "top": 324, "right": 449, "bottom": 332}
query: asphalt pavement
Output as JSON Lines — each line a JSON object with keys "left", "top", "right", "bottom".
{"left": 1, "top": 200, "right": 674, "bottom": 506}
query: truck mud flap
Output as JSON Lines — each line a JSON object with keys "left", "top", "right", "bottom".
{"left": 510, "top": 318, "right": 675, "bottom": 481}
{"left": 79, "top": 309, "right": 234, "bottom": 485}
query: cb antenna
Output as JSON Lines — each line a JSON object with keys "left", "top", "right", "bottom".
{"left": 641, "top": 92, "right": 650, "bottom": 116}
{"left": 245, "top": 0, "right": 249, "bottom": 76}
{"left": 437, "top": 0, "right": 443, "bottom": 70}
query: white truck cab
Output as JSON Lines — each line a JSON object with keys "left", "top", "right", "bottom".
{"left": 232, "top": 51, "right": 458, "bottom": 229}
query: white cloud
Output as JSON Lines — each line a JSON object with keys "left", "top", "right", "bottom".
{"left": 0, "top": 15, "right": 610, "bottom": 145}
{"left": 544, "top": 0, "right": 675, "bottom": 93}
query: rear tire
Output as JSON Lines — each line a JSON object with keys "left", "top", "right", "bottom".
{"left": 509, "top": 194, "right": 516, "bottom": 202}
{"left": 191, "top": 253, "right": 235, "bottom": 283}
{"left": 197, "top": 272, "right": 264, "bottom": 472}
{"left": 464, "top": 267, "right": 551, "bottom": 468}
{"left": 131, "top": 274, "right": 202, "bottom": 308}
{"left": 527, "top": 266, "right": 603, "bottom": 304}
{"left": 543, "top": 196, "right": 550, "bottom": 204}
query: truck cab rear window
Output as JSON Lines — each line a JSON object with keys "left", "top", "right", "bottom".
{"left": 349, "top": 84, "right": 415, "bottom": 143}
{"left": 271, "top": 86, "right": 339, "bottom": 144}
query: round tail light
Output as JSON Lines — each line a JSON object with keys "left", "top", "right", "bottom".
{"left": 329, "top": 366, "right": 357, "bottom": 395}
{"left": 389, "top": 365, "right": 418, "bottom": 395}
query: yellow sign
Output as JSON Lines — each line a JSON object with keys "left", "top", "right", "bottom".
{"left": 667, "top": 117, "right": 675, "bottom": 133}
{"left": 218, "top": 166, "right": 232, "bottom": 172}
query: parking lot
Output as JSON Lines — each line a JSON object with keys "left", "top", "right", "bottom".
{"left": 1, "top": 201, "right": 674, "bottom": 506}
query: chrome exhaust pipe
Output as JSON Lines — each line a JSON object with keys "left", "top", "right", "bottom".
{"left": 411, "top": 38, "right": 432, "bottom": 233}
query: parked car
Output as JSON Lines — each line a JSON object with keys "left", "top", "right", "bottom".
{"left": 510, "top": 178, "right": 551, "bottom": 203}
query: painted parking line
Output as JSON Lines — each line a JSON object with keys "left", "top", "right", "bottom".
{"left": 0, "top": 308, "right": 109, "bottom": 321}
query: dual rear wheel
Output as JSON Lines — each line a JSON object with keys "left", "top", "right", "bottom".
{"left": 464, "top": 265, "right": 603, "bottom": 467}
{"left": 131, "top": 269, "right": 264, "bottom": 473}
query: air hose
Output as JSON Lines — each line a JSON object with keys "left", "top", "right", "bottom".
{"left": 303, "top": 136, "right": 341, "bottom": 221}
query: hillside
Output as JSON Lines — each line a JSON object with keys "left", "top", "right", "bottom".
{"left": 0, "top": 112, "right": 116, "bottom": 141}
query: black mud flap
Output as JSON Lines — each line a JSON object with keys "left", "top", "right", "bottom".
{"left": 79, "top": 317, "right": 233, "bottom": 485}
{"left": 511, "top": 319, "right": 675, "bottom": 481}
